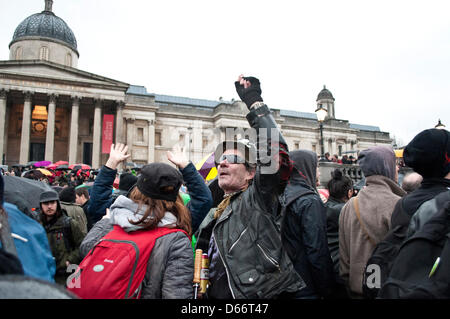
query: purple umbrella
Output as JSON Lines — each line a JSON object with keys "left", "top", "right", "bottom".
{"left": 34, "top": 160, "right": 52, "bottom": 168}
{"left": 195, "top": 153, "right": 217, "bottom": 181}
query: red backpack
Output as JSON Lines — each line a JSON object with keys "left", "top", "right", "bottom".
{"left": 67, "top": 225, "right": 188, "bottom": 299}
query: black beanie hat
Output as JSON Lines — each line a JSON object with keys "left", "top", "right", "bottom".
{"left": 136, "top": 163, "right": 183, "bottom": 202}
{"left": 119, "top": 173, "right": 138, "bottom": 192}
{"left": 403, "top": 128, "right": 450, "bottom": 178}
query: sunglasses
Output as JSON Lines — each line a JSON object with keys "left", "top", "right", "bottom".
{"left": 215, "top": 154, "right": 247, "bottom": 166}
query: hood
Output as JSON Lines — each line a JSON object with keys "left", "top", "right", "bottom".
{"left": 109, "top": 195, "right": 178, "bottom": 232}
{"left": 289, "top": 150, "right": 318, "bottom": 189}
{"left": 358, "top": 146, "right": 397, "bottom": 182}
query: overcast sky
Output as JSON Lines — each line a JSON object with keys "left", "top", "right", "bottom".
{"left": 1, "top": 0, "right": 449, "bottom": 146}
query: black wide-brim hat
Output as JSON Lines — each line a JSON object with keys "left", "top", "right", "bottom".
{"left": 136, "top": 163, "right": 183, "bottom": 202}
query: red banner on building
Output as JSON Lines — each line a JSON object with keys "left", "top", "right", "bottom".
{"left": 102, "top": 114, "right": 115, "bottom": 154}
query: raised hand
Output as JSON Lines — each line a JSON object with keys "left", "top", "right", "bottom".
{"left": 105, "top": 143, "right": 131, "bottom": 170}
{"left": 234, "top": 74, "right": 263, "bottom": 109}
{"left": 167, "top": 143, "right": 189, "bottom": 169}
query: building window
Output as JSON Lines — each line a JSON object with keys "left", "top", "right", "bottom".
{"left": 312, "top": 144, "right": 317, "bottom": 153}
{"left": 338, "top": 145, "right": 343, "bottom": 156}
{"left": 155, "top": 131, "right": 161, "bottom": 146}
{"left": 294, "top": 142, "right": 300, "bottom": 150}
{"left": 15, "top": 46, "right": 22, "bottom": 60}
{"left": 39, "top": 46, "right": 49, "bottom": 60}
{"left": 137, "top": 127, "right": 144, "bottom": 142}
{"left": 65, "top": 53, "right": 72, "bottom": 67}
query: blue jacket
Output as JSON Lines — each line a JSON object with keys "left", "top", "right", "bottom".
{"left": 181, "top": 162, "right": 213, "bottom": 233}
{"left": 2, "top": 202, "right": 56, "bottom": 282}
{"left": 87, "top": 163, "right": 212, "bottom": 232}
{"left": 87, "top": 165, "right": 117, "bottom": 227}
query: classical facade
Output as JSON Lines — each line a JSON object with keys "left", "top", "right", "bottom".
{"left": 0, "top": 1, "right": 392, "bottom": 169}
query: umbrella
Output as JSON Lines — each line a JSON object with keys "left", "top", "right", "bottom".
{"left": 47, "top": 161, "right": 69, "bottom": 170}
{"left": 75, "top": 182, "right": 94, "bottom": 190}
{"left": 69, "top": 163, "right": 91, "bottom": 170}
{"left": 55, "top": 164, "right": 69, "bottom": 170}
{"left": 46, "top": 164, "right": 58, "bottom": 170}
{"left": 36, "top": 168, "right": 53, "bottom": 177}
{"left": 34, "top": 160, "right": 52, "bottom": 168}
{"left": 25, "top": 161, "right": 37, "bottom": 167}
{"left": 3, "top": 175, "right": 53, "bottom": 212}
{"left": 54, "top": 161, "right": 69, "bottom": 166}
{"left": 195, "top": 153, "right": 217, "bottom": 181}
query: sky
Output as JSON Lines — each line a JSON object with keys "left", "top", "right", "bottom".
{"left": 1, "top": 0, "right": 449, "bottom": 147}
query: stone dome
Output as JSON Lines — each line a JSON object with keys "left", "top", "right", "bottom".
{"left": 10, "top": 6, "right": 78, "bottom": 54}
{"left": 316, "top": 85, "right": 335, "bottom": 101}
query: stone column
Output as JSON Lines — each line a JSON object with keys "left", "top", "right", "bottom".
{"left": 68, "top": 96, "right": 80, "bottom": 164}
{"left": 115, "top": 101, "right": 124, "bottom": 144}
{"left": 44, "top": 94, "right": 57, "bottom": 162}
{"left": 0, "top": 89, "right": 8, "bottom": 164}
{"left": 114, "top": 101, "right": 124, "bottom": 171}
{"left": 191, "top": 120, "right": 203, "bottom": 164}
{"left": 147, "top": 119, "right": 155, "bottom": 163}
{"left": 126, "top": 117, "right": 135, "bottom": 149}
{"left": 331, "top": 138, "right": 337, "bottom": 156}
{"left": 92, "top": 99, "right": 102, "bottom": 168}
{"left": 19, "top": 92, "right": 33, "bottom": 164}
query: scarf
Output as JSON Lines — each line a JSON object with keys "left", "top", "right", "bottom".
{"left": 213, "top": 186, "right": 248, "bottom": 219}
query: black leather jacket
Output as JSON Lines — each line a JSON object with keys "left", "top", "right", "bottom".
{"left": 196, "top": 104, "right": 305, "bottom": 299}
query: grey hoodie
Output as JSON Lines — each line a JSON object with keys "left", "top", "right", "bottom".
{"left": 109, "top": 195, "right": 178, "bottom": 232}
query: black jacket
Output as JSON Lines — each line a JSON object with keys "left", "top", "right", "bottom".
{"left": 407, "top": 190, "right": 450, "bottom": 238}
{"left": 391, "top": 178, "right": 450, "bottom": 228}
{"left": 196, "top": 104, "right": 305, "bottom": 299}
{"left": 324, "top": 196, "right": 346, "bottom": 280}
{"left": 281, "top": 150, "right": 335, "bottom": 298}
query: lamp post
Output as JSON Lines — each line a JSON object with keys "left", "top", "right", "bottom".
{"left": 435, "top": 119, "right": 446, "bottom": 130}
{"left": 315, "top": 104, "right": 328, "bottom": 161}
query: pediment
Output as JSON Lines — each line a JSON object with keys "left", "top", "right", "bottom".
{"left": 0, "top": 60, "right": 129, "bottom": 90}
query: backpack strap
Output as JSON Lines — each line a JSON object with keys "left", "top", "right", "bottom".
{"left": 353, "top": 197, "right": 377, "bottom": 246}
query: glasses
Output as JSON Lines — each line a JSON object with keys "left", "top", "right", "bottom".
{"left": 215, "top": 154, "right": 247, "bottom": 166}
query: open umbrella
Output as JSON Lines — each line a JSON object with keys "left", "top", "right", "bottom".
{"left": 25, "top": 161, "right": 37, "bottom": 167}
{"left": 55, "top": 164, "right": 69, "bottom": 170}
{"left": 54, "top": 161, "right": 69, "bottom": 166}
{"left": 36, "top": 168, "right": 53, "bottom": 177}
{"left": 47, "top": 161, "right": 69, "bottom": 170}
{"left": 34, "top": 160, "right": 52, "bottom": 168}
{"left": 69, "top": 163, "right": 91, "bottom": 170}
{"left": 3, "top": 175, "right": 53, "bottom": 211}
{"left": 195, "top": 152, "right": 217, "bottom": 181}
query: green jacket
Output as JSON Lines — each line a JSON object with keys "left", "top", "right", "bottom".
{"left": 39, "top": 209, "right": 85, "bottom": 276}
{"left": 61, "top": 201, "right": 88, "bottom": 237}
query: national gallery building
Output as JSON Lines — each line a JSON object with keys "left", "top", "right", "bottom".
{"left": 0, "top": 1, "right": 392, "bottom": 168}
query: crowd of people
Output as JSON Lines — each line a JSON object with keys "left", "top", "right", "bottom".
{"left": 323, "top": 152, "right": 358, "bottom": 164}
{"left": 0, "top": 75, "right": 449, "bottom": 299}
